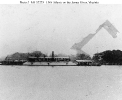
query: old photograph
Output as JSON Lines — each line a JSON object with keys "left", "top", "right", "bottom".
{"left": 0, "top": 4, "right": 122, "bottom": 100}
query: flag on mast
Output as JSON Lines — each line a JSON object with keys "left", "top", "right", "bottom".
{"left": 96, "top": 20, "right": 119, "bottom": 38}
{"left": 71, "top": 33, "right": 96, "bottom": 50}
{"left": 71, "top": 20, "right": 119, "bottom": 54}
{"left": 96, "top": 25, "right": 102, "bottom": 33}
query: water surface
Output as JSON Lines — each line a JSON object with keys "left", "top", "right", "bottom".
{"left": 0, "top": 65, "right": 122, "bottom": 100}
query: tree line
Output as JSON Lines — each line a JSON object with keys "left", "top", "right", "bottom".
{"left": 93, "top": 50, "right": 122, "bottom": 65}
{"left": 3, "top": 49, "right": 122, "bottom": 65}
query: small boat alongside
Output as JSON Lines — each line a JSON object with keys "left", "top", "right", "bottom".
{"left": 0, "top": 60, "right": 26, "bottom": 65}
{"left": 75, "top": 60, "right": 101, "bottom": 66}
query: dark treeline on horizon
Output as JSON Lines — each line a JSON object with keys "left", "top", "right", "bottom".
{"left": 1, "top": 50, "right": 122, "bottom": 64}
{"left": 93, "top": 50, "right": 122, "bottom": 65}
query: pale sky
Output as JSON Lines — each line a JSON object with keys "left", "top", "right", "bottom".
{"left": 0, "top": 4, "right": 122, "bottom": 57}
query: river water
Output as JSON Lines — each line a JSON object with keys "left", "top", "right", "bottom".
{"left": 0, "top": 65, "right": 122, "bottom": 100}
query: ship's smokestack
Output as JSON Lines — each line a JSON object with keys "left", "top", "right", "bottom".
{"left": 52, "top": 51, "right": 54, "bottom": 58}
{"left": 52, "top": 51, "right": 55, "bottom": 61}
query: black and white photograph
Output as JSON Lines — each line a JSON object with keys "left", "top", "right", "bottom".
{"left": 0, "top": 2, "right": 122, "bottom": 100}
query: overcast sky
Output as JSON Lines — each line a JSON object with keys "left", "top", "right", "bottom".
{"left": 0, "top": 4, "right": 122, "bottom": 57}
